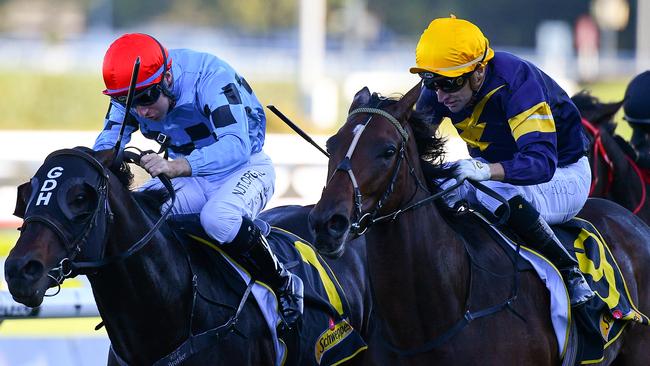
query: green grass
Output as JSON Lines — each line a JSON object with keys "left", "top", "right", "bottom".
{"left": 0, "top": 70, "right": 634, "bottom": 137}
{"left": 0, "top": 70, "right": 306, "bottom": 133}
{"left": 0, "top": 71, "right": 107, "bottom": 130}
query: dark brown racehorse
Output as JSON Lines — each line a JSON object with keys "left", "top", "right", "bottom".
{"left": 4, "top": 148, "right": 375, "bottom": 365}
{"left": 572, "top": 91, "right": 650, "bottom": 223}
{"left": 309, "top": 85, "right": 650, "bottom": 365}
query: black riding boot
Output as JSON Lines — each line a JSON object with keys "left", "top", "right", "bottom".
{"left": 225, "top": 217, "right": 304, "bottom": 329}
{"left": 498, "top": 196, "right": 595, "bottom": 307}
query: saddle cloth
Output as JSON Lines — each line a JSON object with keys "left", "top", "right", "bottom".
{"left": 170, "top": 216, "right": 367, "bottom": 366}
{"left": 474, "top": 211, "right": 648, "bottom": 364}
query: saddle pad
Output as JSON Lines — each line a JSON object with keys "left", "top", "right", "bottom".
{"left": 173, "top": 217, "right": 367, "bottom": 366}
{"left": 555, "top": 217, "right": 649, "bottom": 363}
{"left": 476, "top": 211, "right": 648, "bottom": 364}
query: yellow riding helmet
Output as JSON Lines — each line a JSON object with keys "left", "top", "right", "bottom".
{"left": 410, "top": 16, "right": 494, "bottom": 78}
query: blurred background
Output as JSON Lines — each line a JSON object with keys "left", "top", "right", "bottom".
{"left": 0, "top": 0, "right": 645, "bottom": 364}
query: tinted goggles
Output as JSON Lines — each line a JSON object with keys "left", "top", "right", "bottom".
{"left": 419, "top": 72, "right": 470, "bottom": 93}
{"left": 112, "top": 84, "right": 162, "bottom": 107}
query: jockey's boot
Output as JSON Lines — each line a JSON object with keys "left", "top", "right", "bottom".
{"left": 499, "top": 196, "right": 595, "bottom": 307}
{"left": 225, "top": 217, "right": 304, "bottom": 329}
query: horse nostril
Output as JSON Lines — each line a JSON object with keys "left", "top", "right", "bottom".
{"left": 22, "top": 260, "right": 45, "bottom": 281}
{"left": 327, "top": 214, "right": 350, "bottom": 238}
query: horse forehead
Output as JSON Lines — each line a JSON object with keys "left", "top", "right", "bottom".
{"left": 35, "top": 154, "right": 103, "bottom": 183}
{"left": 350, "top": 114, "right": 397, "bottom": 136}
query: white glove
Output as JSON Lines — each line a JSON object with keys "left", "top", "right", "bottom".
{"left": 453, "top": 159, "right": 491, "bottom": 182}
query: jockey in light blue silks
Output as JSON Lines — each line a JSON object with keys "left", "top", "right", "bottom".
{"left": 410, "top": 17, "right": 594, "bottom": 307}
{"left": 95, "top": 33, "right": 303, "bottom": 327}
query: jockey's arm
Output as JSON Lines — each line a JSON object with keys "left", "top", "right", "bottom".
{"left": 140, "top": 153, "right": 191, "bottom": 178}
{"left": 488, "top": 162, "right": 505, "bottom": 181}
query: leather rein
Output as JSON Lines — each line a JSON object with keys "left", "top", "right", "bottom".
{"left": 581, "top": 118, "right": 646, "bottom": 213}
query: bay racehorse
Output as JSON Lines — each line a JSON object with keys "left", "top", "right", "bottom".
{"left": 308, "top": 85, "right": 650, "bottom": 365}
{"left": 572, "top": 91, "right": 650, "bottom": 223}
{"left": 4, "top": 148, "right": 375, "bottom": 365}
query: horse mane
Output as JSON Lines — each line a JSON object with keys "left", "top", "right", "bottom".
{"left": 364, "top": 93, "right": 451, "bottom": 184}
{"left": 76, "top": 147, "right": 169, "bottom": 215}
{"left": 572, "top": 90, "right": 621, "bottom": 135}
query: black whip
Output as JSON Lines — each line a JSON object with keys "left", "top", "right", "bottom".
{"left": 111, "top": 57, "right": 141, "bottom": 162}
{"left": 266, "top": 105, "right": 329, "bottom": 158}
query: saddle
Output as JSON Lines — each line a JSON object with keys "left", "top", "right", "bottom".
{"left": 442, "top": 206, "right": 648, "bottom": 364}
{"left": 167, "top": 214, "right": 367, "bottom": 366}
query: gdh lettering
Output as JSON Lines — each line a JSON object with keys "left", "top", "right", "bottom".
{"left": 36, "top": 167, "right": 64, "bottom": 206}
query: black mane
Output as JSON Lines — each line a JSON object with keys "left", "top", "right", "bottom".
{"left": 572, "top": 90, "right": 621, "bottom": 135}
{"left": 81, "top": 148, "right": 169, "bottom": 215}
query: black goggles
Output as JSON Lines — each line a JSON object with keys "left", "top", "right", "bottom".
{"left": 419, "top": 72, "right": 471, "bottom": 93}
{"left": 112, "top": 84, "right": 162, "bottom": 107}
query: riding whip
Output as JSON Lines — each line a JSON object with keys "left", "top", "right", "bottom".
{"left": 111, "top": 56, "right": 141, "bottom": 163}
{"left": 266, "top": 105, "right": 330, "bottom": 158}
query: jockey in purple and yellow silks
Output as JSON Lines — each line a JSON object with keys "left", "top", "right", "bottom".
{"left": 95, "top": 33, "right": 303, "bottom": 328}
{"left": 411, "top": 16, "right": 594, "bottom": 307}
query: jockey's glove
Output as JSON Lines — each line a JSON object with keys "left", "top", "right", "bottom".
{"left": 453, "top": 159, "right": 491, "bottom": 182}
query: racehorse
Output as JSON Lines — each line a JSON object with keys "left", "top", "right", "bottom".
{"left": 308, "top": 84, "right": 650, "bottom": 365}
{"left": 4, "top": 147, "right": 375, "bottom": 365}
{"left": 572, "top": 91, "right": 650, "bottom": 223}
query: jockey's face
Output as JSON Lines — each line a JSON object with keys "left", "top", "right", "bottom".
{"left": 134, "top": 72, "right": 173, "bottom": 121}
{"left": 435, "top": 80, "right": 474, "bottom": 113}
{"left": 134, "top": 92, "right": 171, "bottom": 121}
{"left": 435, "top": 66, "right": 487, "bottom": 113}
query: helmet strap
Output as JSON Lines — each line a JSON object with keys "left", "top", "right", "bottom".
{"left": 158, "top": 71, "right": 176, "bottom": 110}
{"left": 465, "top": 66, "right": 487, "bottom": 107}
{"left": 147, "top": 34, "right": 176, "bottom": 108}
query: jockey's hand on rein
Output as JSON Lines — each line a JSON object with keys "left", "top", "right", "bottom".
{"left": 140, "top": 153, "right": 192, "bottom": 178}
{"left": 453, "top": 159, "right": 492, "bottom": 182}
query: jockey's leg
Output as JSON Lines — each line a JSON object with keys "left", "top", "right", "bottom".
{"left": 496, "top": 195, "right": 594, "bottom": 307}
{"left": 139, "top": 176, "right": 209, "bottom": 214}
{"left": 200, "top": 152, "right": 303, "bottom": 329}
{"left": 225, "top": 216, "right": 304, "bottom": 329}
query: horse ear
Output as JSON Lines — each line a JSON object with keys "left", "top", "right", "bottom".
{"left": 14, "top": 182, "right": 32, "bottom": 219}
{"left": 349, "top": 87, "right": 371, "bottom": 113}
{"left": 392, "top": 82, "right": 422, "bottom": 119}
{"left": 597, "top": 100, "right": 624, "bottom": 125}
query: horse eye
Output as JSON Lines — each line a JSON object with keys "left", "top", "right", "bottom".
{"left": 382, "top": 147, "right": 397, "bottom": 158}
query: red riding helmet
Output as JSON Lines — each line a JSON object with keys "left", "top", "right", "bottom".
{"left": 102, "top": 33, "right": 172, "bottom": 97}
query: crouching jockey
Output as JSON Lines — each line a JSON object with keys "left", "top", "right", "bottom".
{"left": 410, "top": 17, "right": 594, "bottom": 306}
{"left": 93, "top": 33, "right": 303, "bottom": 326}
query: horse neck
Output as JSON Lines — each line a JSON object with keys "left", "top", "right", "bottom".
{"left": 89, "top": 189, "right": 192, "bottom": 362}
{"left": 365, "top": 185, "right": 469, "bottom": 343}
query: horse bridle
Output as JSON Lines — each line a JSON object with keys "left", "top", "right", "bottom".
{"left": 330, "top": 107, "right": 415, "bottom": 235}
{"left": 20, "top": 148, "right": 176, "bottom": 290}
{"left": 582, "top": 118, "right": 647, "bottom": 214}
{"left": 332, "top": 106, "right": 478, "bottom": 236}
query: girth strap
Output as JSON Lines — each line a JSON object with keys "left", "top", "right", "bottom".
{"left": 380, "top": 299, "right": 517, "bottom": 357}
{"left": 110, "top": 279, "right": 254, "bottom": 366}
